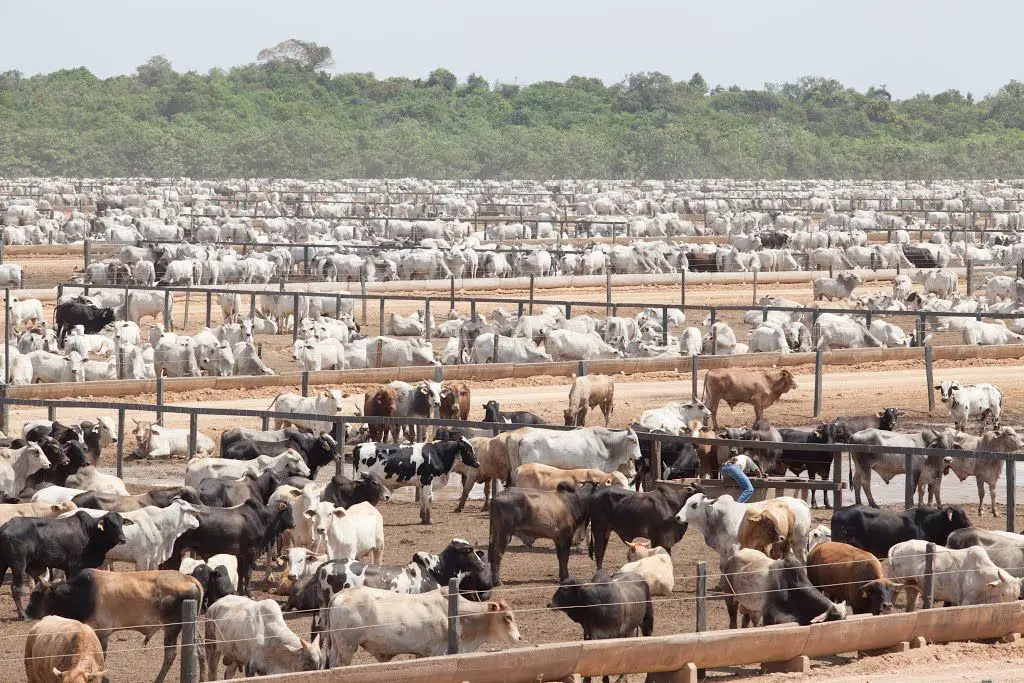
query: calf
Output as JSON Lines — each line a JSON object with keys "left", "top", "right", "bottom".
{"left": 189, "top": 562, "right": 236, "bottom": 610}
{"left": 322, "top": 501, "right": 385, "bottom": 563}
{"left": 563, "top": 374, "right": 615, "bottom": 427}
{"left": 889, "top": 540, "right": 1021, "bottom": 610}
{"left": 831, "top": 504, "right": 972, "bottom": 558}
{"left": 204, "top": 595, "right": 320, "bottom": 678}
{"left": 482, "top": 400, "right": 546, "bottom": 425}
{"left": 26, "top": 569, "right": 202, "bottom": 683}
{"left": 723, "top": 549, "right": 847, "bottom": 627}
{"left": 322, "top": 588, "right": 520, "bottom": 667}
{"left": 321, "top": 472, "right": 391, "bottom": 509}
{"left": 701, "top": 368, "right": 797, "bottom": 428}
{"left": 587, "top": 483, "right": 695, "bottom": 569}
{"left": 488, "top": 482, "right": 597, "bottom": 585}
{"left": 807, "top": 541, "right": 899, "bottom": 615}
{"left": 0, "top": 511, "right": 130, "bottom": 619}
{"left": 162, "top": 499, "right": 295, "bottom": 595}
{"left": 24, "top": 615, "right": 106, "bottom": 683}
{"left": 354, "top": 436, "right": 479, "bottom": 524}
{"left": 362, "top": 386, "right": 399, "bottom": 442}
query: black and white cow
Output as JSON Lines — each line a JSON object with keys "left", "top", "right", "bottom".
{"left": 221, "top": 428, "right": 338, "bottom": 477}
{"left": 315, "top": 539, "right": 492, "bottom": 607}
{"left": 354, "top": 437, "right": 480, "bottom": 523}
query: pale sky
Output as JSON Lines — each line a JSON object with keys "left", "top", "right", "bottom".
{"left": 0, "top": 0, "right": 1017, "bottom": 98}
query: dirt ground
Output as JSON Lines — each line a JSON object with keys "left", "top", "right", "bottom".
{"left": 1, "top": 257, "right": 1023, "bottom": 680}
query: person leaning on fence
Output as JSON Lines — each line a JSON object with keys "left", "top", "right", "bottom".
{"left": 720, "top": 448, "right": 763, "bottom": 503}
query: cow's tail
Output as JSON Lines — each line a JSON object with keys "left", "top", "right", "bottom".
{"left": 847, "top": 451, "right": 854, "bottom": 490}
{"left": 701, "top": 371, "right": 709, "bottom": 402}
{"left": 266, "top": 392, "right": 283, "bottom": 413}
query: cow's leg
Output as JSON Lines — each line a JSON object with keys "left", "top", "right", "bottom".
{"left": 454, "top": 471, "right": 475, "bottom": 513}
{"left": 753, "top": 403, "right": 764, "bottom": 423}
{"left": 863, "top": 470, "right": 879, "bottom": 508}
{"left": 153, "top": 624, "right": 181, "bottom": 683}
{"left": 852, "top": 463, "right": 864, "bottom": 506}
{"left": 555, "top": 534, "right": 571, "bottom": 580}
{"left": 725, "top": 596, "right": 739, "bottom": 629}
{"left": 419, "top": 483, "right": 432, "bottom": 524}
{"left": 591, "top": 525, "right": 611, "bottom": 570}
{"left": 7, "top": 560, "right": 25, "bottom": 619}
{"left": 482, "top": 478, "right": 493, "bottom": 512}
{"left": 902, "top": 584, "right": 920, "bottom": 612}
{"left": 488, "top": 531, "right": 510, "bottom": 586}
{"left": 708, "top": 398, "right": 721, "bottom": 430}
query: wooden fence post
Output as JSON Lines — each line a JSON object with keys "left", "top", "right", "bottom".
{"left": 361, "top": 277, "right": 368, "bottom": 325}
{"left": 378, "top": 298, "right": 385, "bottom": 335}
{"left": 813, "top": 350, "right": 823, "bottom": 417}
{"left": 301, "top": 371, "right": 309, "bottom": 397}
{"left": 116, "top": 407, "right": 126, "bottom": 479}
{"left": 832, "top": 451, "right": 843, "bottom": 510}
{"left": 650, "top": 440, "right": 662, "bottom": 490}
{"left": 447, "top": 577, "right": 460, "bottom": 654}
{"left": 695, "top": 561, "right": 707, "bottom": 633}
{"left": 156, "top": 376, "right": 164, "bottom": 426}
{"left": 336, "top": 418, "right": 347, "bottom": 477}
{"left": 923, "top": 543, "right": 935, "bottom": 609}
{"left": 205, "top": 290, "right": 212, "bottom": 327}
{"left": 291, "top": 292, "right": 300, "bottom": 343}
{"left": 180, "top": 598, "right": 198, "bottom": 683}
{"left": 529, "top": 275, "right": 536, "bottom": 314}
{"left": 578, "top": 360, "right": 588, "bottom": 377}
{"left": 751, "top": 268, "right": 758, "bottom": 305}
{"left": 904, "top": 453, "right": 914, "bottom": 509}
{"left": 605, "top": 269, "right": 612, "bottom": 317}
{"left": 925, "top": 344, "right": 935, "bottom": 412}
{"left": 424, "top": 298, "right": 432, "bottom": 341}
{"left": 661, "top": 307, "right": 669, "bottom": 347}
{"left": 450, "top": 276, "right": 456, "bottom": 313}
{"left": 188, "top": 413, "right": 198, "bottom": 459}
{"left": 691, "top": 355, "right": 699, "bottom": 401}
{"left": 163, "top": 290, "right": 172, "bottom": 331}
{"left": 680, "top": 269, "right": 686, "bottom": 307}
{"left": 1007, "top": 456, "right": 1016, "bottom": 533}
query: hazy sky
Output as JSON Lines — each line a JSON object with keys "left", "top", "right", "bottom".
{"left": 1, "top": 0, "right": 1018, "bottom": 98}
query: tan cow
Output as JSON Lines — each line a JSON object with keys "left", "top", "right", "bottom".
{"left": 702, "top": 368, "right": 798, "bottom": 428}
{"left": 24, "top": 615, "right": 105, "bottom": 683}
{"left": 738, "top": 500, "right": 796, "bottom": 559}
{"left": 512, "top": 462, "right": 618, "bottom": 491}
{"left": 0, "top": 501, "right": 76, "bottom": 528}
{"left": 452, "top": 431, "right": 523, "bottom": 513}
{"left": 945, "top": 427, "right": 1024, "bottom": 516}
{"left": 686, "top": 419, "right": 719, "bottom": 476}
{"left": 564, "top": 374, "right": 615, "bottom": 426}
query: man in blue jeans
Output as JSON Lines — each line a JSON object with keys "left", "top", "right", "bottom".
{"left": 720, "top": 448, "right": 763, "bottom": 503}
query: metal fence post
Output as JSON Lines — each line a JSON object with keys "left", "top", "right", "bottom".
{"left": 1007, "top": 456, "right": 1016, "bottom": 533}
{"left": 424, "top": 298, "right": 432, "bottom": 341}
{"left": 83, "top": 238, "right": 91, "bottom": 270}
{"left": 180, "top": 598, "right": 198, "bottom": 683}
{"left": 188, "top": 413, "right": 198, "bottom": 459}
{"left": 924, "top": 344, "right": 935, "bottom": 412}
{"left": 336, "top": 417, "right": 347, "bottom": 477}
{"left": 116, "top": 407, "right": 125, "bottom": 478}
{"left": 163, "top": 290, "right": 172, "bottom": 331}
{"left": 183, "top": 284, "right": 191, "bottom": 331}
{"left": 492, "top": 332, "right": 500, "bottom": 363}
{"left": 249, "top": 293, "right": 257, "bottom": 322}
{"left": 3, "top": 288, "right": 8, "bottom": 387}
{"left": 904, "top": 453, "right": 914, "bottom": 509}
{"left": 301, "top": 371, "right": 309, "bottom": 397}
{"left": 832, "top": 451, "right": 843, "bottom": 510}
{"left": 156, "top": 376, "right": 165, "bottom": 426}
{"left": 751, "top": 268, "right": 758, "bottom": 305}
{"left": 661, "top": 307, "right": 669, "bottom": 347}
{"left": 261, "top": 414, "right": 270, "bottom": 431}
{"left": 578, "top": 360, "right": 588, "bottom": 377}
{"left": 691, "top": 354, "right": 699, "bottom": 401}
{"left": 291, "top": 292, "right": 300, "bottom": 343}
{"left": 378, "top": 298, "right": 386, "bottom": 335}
{"left": 813, "top": 350, "right": 823, "bottom": 417}
{"left": 447, "top": 577, "right": 460, "bottom": 654}
{"left": 966, "top": 259, "right": 973, "bottom": 295}
{"left": 605, "top": 269, "right": 612, "bottom": 317}
{"left": 680, "top": 269, "right": 686, "bottom": 307}
{"left": 695, "top": 561, "right": 707, "bottom": 633}
{"left": 450, "top": 276, "right": 456, "bottom": 313}
{"left": 529, "top": 275, "right": 535, "bottom": 314}
{"left": 922, "top": 543, "right": 935, "bottom": 609}
{"left": 360, "top": 277, "right": 368, "bottom": 325}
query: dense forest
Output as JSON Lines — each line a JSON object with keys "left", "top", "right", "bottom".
{"left": 4, "top": 39, "right": 1024, "bottom": 180}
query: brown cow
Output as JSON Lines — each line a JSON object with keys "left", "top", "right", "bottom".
{"left": 512, "top": 462, "right": 621, "bottom": 491}
{"left": 362, "top": 387, "right": 399, "bottom": 442}
{"left": 738, "top": 500, "right": 795, "bottom": 559}
{"left": 945, "top": 427, "right": 1024, "bottom": 516}
{"left": 0, "top": 501, "right": 77, "bottom": 529}
{"left": 440, "top": 381, "right": 471, "bottom": 420}
{"left": 24, "top": 615, "right": 106, "bottom": 683}
{"left": 687, "top": 419, "right": 719, "bottom": 476}
{"left": 563, "top": 374, "right": 615, "bottom": 427}
{"left": 806, "top": 541, "right": 900, "bottom": 615}
{"left": 488, "top": 481, "right": 598, "bottom": 585}
{"left": 702, "top": 368, "right": 798, "bottom": 428}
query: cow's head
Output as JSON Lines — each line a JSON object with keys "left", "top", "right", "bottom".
{"left": 861, "top": 579, "right": 901, "bottom": 615}
{"left": 933, "top": 379, "right": 960, "bottom": 404}
{"left": 482, "top": 400, "right": 500, "bottom": 422}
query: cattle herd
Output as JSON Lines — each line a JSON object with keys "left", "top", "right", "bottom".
{"left": 4, "top": 176, "right": 1024, "bottom": 682}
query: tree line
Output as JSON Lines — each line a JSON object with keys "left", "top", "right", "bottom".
{"left": 4, "top": 40, "right": 1024, "bottom": 180}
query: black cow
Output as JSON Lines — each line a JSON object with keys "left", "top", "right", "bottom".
{"left": 482, "top": 400, "right": 546, "bottom": 425}
{"left": 777, "top": 425, "right": 835, "bottom": 508}
{"left": 725, "top": 555, "right": 847, "bottom": 627}
{"left": 587, "top": 483, "right": 697, "bottom": 569}
{"left": 54, "top": 302, "right": 117, "bottom": 345}
{"left": 72, "top": 486, "right": 201, "bottom": 512}
{"left": 190, "top": 563, "right": 235, "bottom": 609}
{"left": 322, "top": 472, "right": 391, "bottom": 509}
{"left": 902, "top": 244, "right": 942, "bottom": 269}
{"left": 221, "top": 429, "right": 338, "bottom": 477}
{"left": 25, "top": 420, "right": 82, "bottom": 444}
{"left": 354, "top": 437, "right": 480, "bottom": 523}
{"left": 829, "top": 407, "right": 901, "bottom": 443}
{"left": 21, "top": 438, "right": 76, "bottom": 492}
{"left": 27, "top": 418, "right": 116, "bottom": 467}
{"left": 549, "top": 569, "right": 653, "bottom": 682}
{"left": 0, "top": 511, "right": 130, "bottom": 618}
{"left": 160, "top": 499, "right": 294, "bottom": 595}
{"left": 759, "top": 231, "right": 790, "bottom": 249}
{"left": 632, "top": 425, "right": 698, "bottom": 489}
{"left": 831, "top": 505, "right": 972, "bottom": 558}
{"left": 196, "top": 469, "right": 286, "bottom": 507}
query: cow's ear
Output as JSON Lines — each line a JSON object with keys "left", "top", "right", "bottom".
{"left": 122, "top": 518, "right": 135, "bottom": 526}
{"left": 303, "top": 509, "right": 316, "bottom": 518}
{"left": 96, "top": 519, "right": 105, "bottom": 531}
{"left": 487, "top": 602, "right": 500, "bottom": 612}
{"left": 875, "top": 411, "right": 883, "bottom": 418}
{"left": 278, "top": 501, "right": 290, "bottom": 511}
{"left": 333, "top": 508, "right": 347, "bottom": 518}
{"left": 51, "top": 505, "right": 63, "bottom": 513}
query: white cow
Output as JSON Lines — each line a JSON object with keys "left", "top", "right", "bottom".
{"left": 678, "top": 327, "right": 702, "bottom": 356}
{"left": 0, "top": 442, "right": 50, "bottom": 497}
{"left": 868, "top": 319, "right": 912, "bottom": 347}
{"left": 679, "top": 493, "right": 812, "bottom": 562}
{"left": 544, "top": 329, "right": 621, "bottom": 361}
{"left": 153, "top": 337, "right": 200, "bottom": 377}
{"left": 203, "top": 596, "right": 320, "bottom": 678}
{"left": 6, "top": 297, "right": 44, "bottom": 328}
{"left": 892, "top": 274, "right": 913, "bottom": 302}
{"left": 934, "top": 380, "right": 1002, "bottom": 431}
{"left": 267, "top": 390, "right": 346, "bottom": 434}
{"left": 184, "top": 450, "right": 311, "bottom": 488}
{"left": 323, "top": 501, "right": 385, "bottom": 563}
{"left": 637, "top": 401, "right": 712, "bottom": 433}
{"left": 510, "top": 427, "right": 641, "bottom": 476}
{"left": 815, "top": 317, "right": 884, "bottom": 351}
{"left": 132, "top": 421, "right": 215, "bottom": 459}
{"left": 64, "top": 466, "right": 130, "bottom": 496}
{"left": 888, "top": 541, "right": 1021, "bottom": 611}
{"left": 961, "top": 320, "right": 1024, "bottom": 345}
{"left": 233, "top": 341, "right": 275, "bottom": 376}
{"left": 62, "top": 501, "right": 200, "bottom": 569}
{"left": 30, "top": 486, "right": 88, "bottom": 504}
{"left": 748, "top": 322, "right": 790, "bottom": 353}
{"left": 470, "top": 333, "right": 552, "bottom": 364}
{"left": 26, "top": 350, "right": 85, "bottom": 383}
{"left": 292, "top": 338, "right": 345, "bottom": 371}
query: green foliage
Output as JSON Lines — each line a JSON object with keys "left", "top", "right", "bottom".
{"left": 6, "top": 47, "right": 1024, "bottom": 179}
